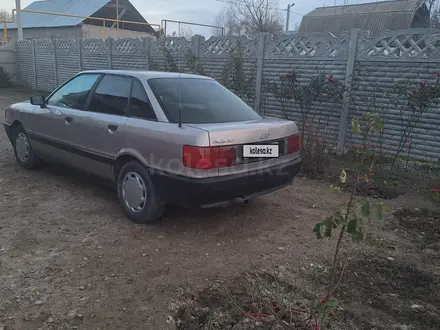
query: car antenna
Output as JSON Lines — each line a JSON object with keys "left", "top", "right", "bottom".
{"left": 178, "top": 22, "right": 182, "bottom": 128}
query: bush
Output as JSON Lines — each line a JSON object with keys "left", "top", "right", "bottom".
{"left": 270, "top": 71, "right": 346, "bottom": 178}
{"left": 147, "top": 47, "right": 178, "bottom": 72}
{"left": 221, "top": 42, "right": 253, "bottom": 100}
{"left": 301, "top": 121, "right": 333, "bottom": 179}
{"left": 185, "top": 50, "right": 205, "bottom": 75}
{"left": 389, "top": 74, "right": 440, "bottom": 170}
{"left": 0, "top": 65, "right": 13, "bottom": 88}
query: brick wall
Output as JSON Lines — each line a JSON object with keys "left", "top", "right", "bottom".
{"left": 14, "top": 29, "right": 440, "bottom": 162}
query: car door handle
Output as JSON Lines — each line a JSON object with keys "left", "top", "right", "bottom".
{"left": 108, "top": 124, "right": 118, "bottom": 132}
{"left": 65, "top": 116, "right": 73, "bottom": 124}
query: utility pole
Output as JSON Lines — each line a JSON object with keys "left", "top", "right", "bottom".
{"left": 285, "top": 3, "right": 295, "bottom": 33}
{"left": 15, "top": 0, "right": 23, "bottom": 40}
{"left": 116, "top": 0, "right": 119, "bottom": 29}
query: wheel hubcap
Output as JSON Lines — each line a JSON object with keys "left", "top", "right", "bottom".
{"left": 16, "top": 132, "right": 30, "bottom": 162}
{"left": 121, "top": 172, "right": 147, "bottom": 213}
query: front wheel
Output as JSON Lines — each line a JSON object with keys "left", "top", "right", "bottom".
{"left": 12, "top": 126, "right": 41, "bottom": 170}
{"left": 117, "top": 161, "right": 165, "bottom": 224}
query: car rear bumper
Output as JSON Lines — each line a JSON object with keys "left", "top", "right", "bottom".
{"left": 150, "top": 158, "right": 302, "bottom": 208}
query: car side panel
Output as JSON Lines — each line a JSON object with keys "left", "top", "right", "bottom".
{"left": 65, "top": 111, "right": 129, "bottom": 179}
{"left": 4, "top": 102, "right": 50, "bottom": 158}
{"left": 119, "top": 118, "right": 216, "bottom": 179}
{"left": 4, "top": 102, "right": 34, "bottom": 127}
{"left": 28, "top": 105, "right": 83, "bottom": 162}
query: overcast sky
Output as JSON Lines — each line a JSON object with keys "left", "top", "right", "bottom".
{"left": 3, "top": 0, "right": 375, "bottom": 36}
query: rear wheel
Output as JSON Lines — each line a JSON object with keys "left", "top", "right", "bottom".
{"left": 12, "top": 125, "right": 41, "bottom": 170}
{"left": 117, "top": 161, "right": 165, "bottom": 224}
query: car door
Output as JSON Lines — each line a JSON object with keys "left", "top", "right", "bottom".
{"left": 66, "top": 74, "right": 132, "bottom": 179}
{"left": 27, "top": 73, "right": 102, "bottom": 163}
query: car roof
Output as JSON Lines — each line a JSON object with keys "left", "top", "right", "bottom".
{"left": 79, "top": 70, "right": 213, "bottom": 80}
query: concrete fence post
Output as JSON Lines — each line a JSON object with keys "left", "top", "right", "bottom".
{"left": 52, "top": 37, "right": 58, "bottom": 88}
{"left": 254, "top": 33, "right": 266, "bottom": 113}
{"left": 78, "top": 39, "right": 83, "bottom": 71}
{"left": 144, "top": 37, "right": 150, "bottom": 70}
{"left": 31, "top": 39, "right": 37, "bottom": 90}
{"left": 336, "top": 28, "right": 359, "bottom": 155}
{"left": 193, "top": 34, "right": 201, "bottom": 58}
{"left": 107, "top": 38, "right": 112, "bottom": 69}
{"left": 14, "top": 40, "right": 20, "bottom": 85}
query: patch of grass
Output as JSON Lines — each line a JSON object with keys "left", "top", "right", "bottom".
{"left": 330, "top": 153, "right": 409, "bottom": 199}
{"left": 375, "top": 175, "right": 408, "bottom": 189}
{"left": 432, "top": 191, "right": 440, "bottom": 206}
{"left": 331, "top": 150, "right": 440, "bottom": 198}
{"left": 171, "top": 270, "right": 324, "bottom": 330}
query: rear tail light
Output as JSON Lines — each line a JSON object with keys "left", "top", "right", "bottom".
{"left": 183, "top": 145, "right": 237, "bottom": 169}
{"left": 287, "top": 133, "right": 302, "bottom": 154}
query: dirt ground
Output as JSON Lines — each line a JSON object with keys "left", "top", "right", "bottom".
{"left": 1, "top": 89, "right": 439, "bottom": 330}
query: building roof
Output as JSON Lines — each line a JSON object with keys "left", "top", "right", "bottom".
{"left": 298, "top": 0, "right": 427, "bottom": 36}
{"left": 5, "top": 0, "right": 154, "bottom": 33}
{"left": 6, "top": 0, "right": 110, "bottom": 29}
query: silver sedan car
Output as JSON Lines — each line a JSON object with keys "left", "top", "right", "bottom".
{"left": 3, "top": 70, "right": 302, "bottom": 223}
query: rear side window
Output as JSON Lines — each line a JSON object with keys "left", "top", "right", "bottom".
{"left": 130, "top": 79, "right": 156, "bottom": 120}
{"left": 147, "top": 78, "right": 261, "bottom": 124}
{"left": 47, "top": 74, "right": 100, "bottom": 110}
{"left": 87, "top": 75, "right": 131, "bottom": 115}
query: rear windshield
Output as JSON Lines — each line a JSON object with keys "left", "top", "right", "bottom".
{"left": 147, "top": 78, "right": 261, "bottom": 124}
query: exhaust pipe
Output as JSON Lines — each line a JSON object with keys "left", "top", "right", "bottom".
{"left": 234, "top": 197, "right": 249, "bottom": 204}
{"left": 201, "top": 198, "right": 249, "bottom": 208}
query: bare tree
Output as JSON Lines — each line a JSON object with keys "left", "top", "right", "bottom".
{"left": 180, "top": 26, "right": 193, "bottom": 40}
{"left": 168, "top": 26, "right": 193, "bottom": 40}
{"left": 213, "top": 0, "right": 284, "bottom": 38}
{"left": 0, "top": 9, "right": 12, "bottom": 22}
{"left": 292, "top": 22, "right": 300, "bottom": 32}
{"left": 213, "top": 7, "right": 241, "bottom": 36}
{"left": 430, "top": 0, "right": 440, "bottom": 28}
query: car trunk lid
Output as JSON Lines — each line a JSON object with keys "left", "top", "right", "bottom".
{"left": 184, "top": 117, "right": 300, "bottom": 167}
{"left": 185, "top": 117, "right": 298, "bottom": 146}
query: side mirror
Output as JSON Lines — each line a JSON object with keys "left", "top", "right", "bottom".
{"left": 30, "top": 95, "right": 46, "bottom": 108}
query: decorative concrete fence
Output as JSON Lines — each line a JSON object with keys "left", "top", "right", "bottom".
{"left": 15, "top": 29, "right": 440, "bottom": 162}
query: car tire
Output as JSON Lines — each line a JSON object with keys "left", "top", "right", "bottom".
{"left": 12, "top": 125, "right": 41, "bottom": 170}
{"left": 117, "top": 160, "right": 165, "bottom": 224}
